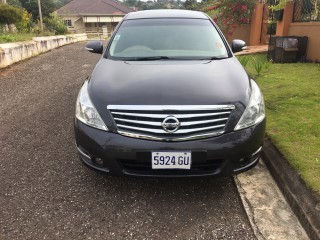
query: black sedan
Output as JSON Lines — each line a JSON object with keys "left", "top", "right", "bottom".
{"left": 74, "top": 10, "right": 266, "bottom": 177}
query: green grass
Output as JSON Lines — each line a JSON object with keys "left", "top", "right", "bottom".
{"left": 239, "top": 54, "right": 320, "bottom": 194}
{"left": 0, "top": 32, "right": 55, "bottom": 44}
{"left": 0, "top": 33, "right": 36, "bottom": 43}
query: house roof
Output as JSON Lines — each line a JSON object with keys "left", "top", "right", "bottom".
{"left": 56, "top": 0, "right": 134, "bottom": 16}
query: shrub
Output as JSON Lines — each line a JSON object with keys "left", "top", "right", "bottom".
{"left": 204, "top": 0, "right": 256, "bottom": 36}
{"left": 15, "top": 9, "right": 34, "bottom": 32}
{"left": 267, "top": 19, "right": 276, "bottom": 35}
{"left": 238, "top": 55, "right": 250, "bottom": 67}
{"left": 0, "top": 3, "right": 23, "bottom": 31}
{"left": 263, "top": 59, "right": 273, "bottom": 72}
{"left": 44, "top": 13, "right": 67, "bottom": 35}
{"left": 252, "top": 57, "right": 264, "bottom": 76}
{"left": 0, "top": 34, "right": 16, "bottom": 42}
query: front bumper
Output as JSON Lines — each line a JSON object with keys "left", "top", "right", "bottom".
{"left": 74, "top": 119, "right": 266, "bottom": 177}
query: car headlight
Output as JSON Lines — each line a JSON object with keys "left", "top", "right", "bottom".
{"left": 234, "top": 79, "right": 265, "bottom": 130}
{"left": 75, "top": 80, "right": 108, "bottom": 131}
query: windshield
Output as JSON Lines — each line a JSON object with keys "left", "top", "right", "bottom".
{"left": 108, "top": 18, "right": 229, "bottom": 60}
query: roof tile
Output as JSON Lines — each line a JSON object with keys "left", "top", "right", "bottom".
{"left": 56, "top": 0, "right": 134, "bottom": 15}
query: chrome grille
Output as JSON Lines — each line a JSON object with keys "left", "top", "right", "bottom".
{"left": 107, "top": 105, "right": 235, "bottom": 141}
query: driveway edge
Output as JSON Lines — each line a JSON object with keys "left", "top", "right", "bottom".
{"left": 0, "top": 34, "right": 87, "bottom": 69}
{"left": 262, "top": 138, "right": 320, "bottom": 240}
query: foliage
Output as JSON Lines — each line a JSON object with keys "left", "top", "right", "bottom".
{"left": 122, "top": 0, "right": 183, "bottom": 10}
{"left": 252, "top": 57, "right": 264, "bottom": 76}
{"left": 242, "top": 54, "right": 320, "bottom": 193}
{"left": 263, "top": 59, "right": 273, "bottom": 71}
{"left": 183, "top": 0, "right": 197, "bottom": 10}
{"left": 267, "top": 19, "right": 276, "bottom": 35}
{"left": 203, "top": 0, "right": 256, "bottom": 36}
{"left": 8, "top": 0, "right": 72, "bottom": 17}
{"left": 0, "top": 34, "right": 16, "bottom": 42}
{"left": 15, "top": 8, "right": 34, "bottom": 32}
{"left": 1, "top": 0, "right": 73, "bottom": 37}
{"left": 44, "top": 13, "right": 67, "bottom": 35}
{"left": 238, "top": 55, "right": 273, "bottom": 76}
{"left": 20, "top": 0, "right": 56, "bottom": 20}
{"left": 53, "top": 0, "right": 72, "bottom": 9}
{"left": 238, "top": 55, "right": 250, "bottom": 67}
{"left": 269, "top": 0, "right": 291, "bottom": 11}
{"left": 0, "top": 3, "right": 23, "bottom": 26}
{"left": 0, "top": 32, "right": 37, "bottom": 43}
{"left": 7, "top": 0, "right": 21, "bottom": 8}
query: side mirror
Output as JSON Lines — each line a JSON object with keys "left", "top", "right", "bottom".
{"left": 85, "top": 41, "right": 103, "bottom": 54}
{"left": 231, "top": 39, "right": 247, "bottom": 53}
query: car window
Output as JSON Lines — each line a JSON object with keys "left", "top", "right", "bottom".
{"left": 108, "top": 18, "right": 228, "bottom": 60}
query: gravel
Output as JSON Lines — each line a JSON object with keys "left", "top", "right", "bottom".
{"left": 0, "top": 42, "right": 255, "bottom": 240}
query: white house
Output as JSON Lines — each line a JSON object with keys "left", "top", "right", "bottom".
{"left": 56, "top": 0, "right": 134, "bottom": 36}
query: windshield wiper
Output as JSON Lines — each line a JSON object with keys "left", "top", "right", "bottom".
{"left": 125, "top": 56, "right": 170, "bottom": 61}
{"left": 199, "top": 56, "right": 229, "bottom": 60}
{"left": 124, "top": 56, "right": 229, "bottom": 61}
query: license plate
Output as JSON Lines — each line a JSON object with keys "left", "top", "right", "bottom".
{"left": 151, "top": 151, "right": 191, "bottom": 169}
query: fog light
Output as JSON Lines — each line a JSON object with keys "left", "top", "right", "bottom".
{"left": 94, "top": 157, "right": 104, "bottom": 165}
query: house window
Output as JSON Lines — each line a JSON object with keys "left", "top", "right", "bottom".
{"left": 64, "top": 20, "right": 72, "bottom": 26}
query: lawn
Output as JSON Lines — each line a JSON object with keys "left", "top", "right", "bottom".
{"left": 0, "top": 32, "right": 102, "bottom": 44}
{"left": 239, "top": 54, "right": 320, "bottom": 194}
{"left": 0, "top": 32, "right": 55, "bottom": 44}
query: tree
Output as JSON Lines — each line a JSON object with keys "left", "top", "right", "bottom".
{"left": 44, "top": 12, "right": 67, "bottom": 35}
{"left": 183, "top": 0, "right": 197, "bottom": 10}
{"left": 7, "top": 0, "right": 21, "bottom": 7}
{"left": 15, "top": 8, "right": 34, "bottom": 32}
{"left": 53, "top": 0, "right": 73, "bottom": 9}
{"left": 0, "top": 3, "right": 23, "bottom": 25}
{"left": 203, "top": 0, "right": 256, "bottom": 36}
{"left": 0, "top": 3, "right": 23, "bottom": 31}
{"left": 21, "top": 0, "right": 55, "bottom": 20}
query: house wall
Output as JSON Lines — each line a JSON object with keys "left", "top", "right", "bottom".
{"left": 276, "top": 2, "right": 320, "bottom": 61}
{"left": 226, "top": 3, "right": 269, "bottom": 46}
{"left": 61, "top": 15, "right": 85, "bottom": 33}
{"left": 226, "top": 24, "right": 251, "bottom": 45}
{"left": 288, "top": 22, "right": 320, "bottom": 61}
{"left": 73, "top": 18, "right": 85, "bottom": 33}
{"left": 60, "top": 15, "right": 123, "bottom": 36}
{"left": 83, "top": 16, "right": 123, "bottom": 22}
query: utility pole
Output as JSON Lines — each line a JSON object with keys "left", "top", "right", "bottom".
{"left": 38, "top": 0, "right": 44, "bottom": 32}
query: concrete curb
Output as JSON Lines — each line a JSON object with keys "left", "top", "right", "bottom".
{"left": 262, "top": 138, "right": 320, "bottom": 240}
{"left": 235, "top": 160, "right": 308, "bottom": 240}
{"left": 0, "top": 34, "right": 87, "bottom": 69}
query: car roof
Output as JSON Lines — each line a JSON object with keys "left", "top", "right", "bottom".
{"left": 124, "top": 9, "right": 209, "bottom": 20}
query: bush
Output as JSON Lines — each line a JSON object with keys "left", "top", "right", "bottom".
{"left": 205, "top": 0, "right": 256, "bottom": 35}
{"left": 15, "top": 9, "right": 34, "bottom": 32}
{"left": 267, "top": 19, "right": 276, "bottom": 35}
{"left": 0, "top": 3, "right": 23, "bottom": 31}
{"left": 44, "top": 13, "right": 67, "bottom": 35}
{"left": 249, "top": 57, "right": 273, "bottom": 76}
{"left": 0, "top": 34, "right": 16, "bottom": 42}
{"left": 238, "top": 55, "right": 250, "bottom": 67}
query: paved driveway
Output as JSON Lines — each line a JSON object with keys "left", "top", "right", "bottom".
{"left": 0, "top": 42, "right": 254, "bottom": 239}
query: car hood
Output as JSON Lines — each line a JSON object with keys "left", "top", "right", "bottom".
{"left": 90, "top": 57, "right": 250, "bottom": 104}
{"left": 88, "top": 57, "right": 251, "bottom": 126}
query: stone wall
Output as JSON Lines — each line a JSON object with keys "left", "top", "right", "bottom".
{"left": 0, "top": 34, "right": 87, "bottom": 69}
